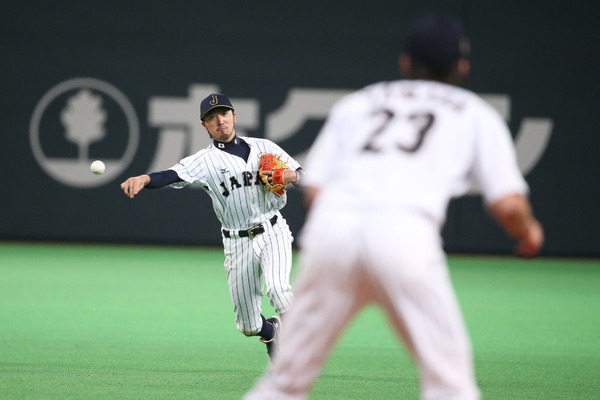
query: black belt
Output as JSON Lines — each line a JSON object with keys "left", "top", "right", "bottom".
{"left": 222, "top": 215, "right": 278, "bottom": 239}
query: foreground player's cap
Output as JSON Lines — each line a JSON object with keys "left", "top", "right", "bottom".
{"left": 406, "top": 14, "right": 470, "bottom": 68}
{"left": 200, "top": 93, "right": 234, "bottom": 120}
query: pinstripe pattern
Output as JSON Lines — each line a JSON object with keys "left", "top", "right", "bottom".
{"left": 169, "top": 137, "right": 298, "bottom": 336}
{"left": 224, "top": 214, "right": 294, "bottom": 335}
{"left": 171, "top": 137, "right": 299, "bottom": 229}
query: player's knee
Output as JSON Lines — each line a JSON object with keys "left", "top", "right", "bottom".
{"left": 268, "top": 286, "right": 293, "bottom": 313}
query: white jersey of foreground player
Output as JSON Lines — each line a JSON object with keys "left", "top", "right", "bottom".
{"left": 243, "top": 80, "right": 528, "bottom": 400}
{"left": 307, "top": 80, "right": 528, "bottom": 227}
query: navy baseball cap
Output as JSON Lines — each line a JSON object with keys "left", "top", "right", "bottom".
{"left": 406, "top": 14, "right": 470, "bottom": 68}
{"left": 200, "top": 93, "right": 234, "bottom": 120}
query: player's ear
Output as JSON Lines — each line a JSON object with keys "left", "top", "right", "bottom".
{"left": 399, "top": 54, "right": 411, "bottom": 78}
{"left": 457, "top": 58, "right": 470, "bottom": 80}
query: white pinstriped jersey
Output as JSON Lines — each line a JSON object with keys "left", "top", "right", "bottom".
{"left": 303, "top": 79, "right": 528, "bottom": 228}
{"left": 169, "top": 137, "right": 301, "bottom": 231}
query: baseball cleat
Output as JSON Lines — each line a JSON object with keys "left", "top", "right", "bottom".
{"left": 259, "top": 316, "right": 281, "bottom": 361}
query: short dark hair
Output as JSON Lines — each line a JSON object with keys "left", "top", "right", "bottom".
{"left": 406, "top": 60, "right": 461, "bottom": 83}
{"left": 403, "top": 14, "right": 469, "bottom": 84}
{"left": 405, "top": 14, "right": 469, "bottom": 68}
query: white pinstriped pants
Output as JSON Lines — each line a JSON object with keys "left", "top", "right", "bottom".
{"left": 243, "top": 210, "right": 480, "bottom": 400}
{"left": 222, "top": 214, "right": 294, "bottom": 336}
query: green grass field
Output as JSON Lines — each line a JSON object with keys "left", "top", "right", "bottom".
{"left": 1, "top": 242, "right": 599, "bottom": 399}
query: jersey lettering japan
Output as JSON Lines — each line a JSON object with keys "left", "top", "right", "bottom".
{"left": 303, "top": 80, "right": 528, "bottom": 227}
{"left": 169, "top": 137, "right": 301, "bottom": 230}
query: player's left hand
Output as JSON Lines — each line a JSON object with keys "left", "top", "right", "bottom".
{"left": 260, "top": 169, "right": 297, "bottom": 186}
{"left": 258, "top": 153, "right": 292, "bottom": 197}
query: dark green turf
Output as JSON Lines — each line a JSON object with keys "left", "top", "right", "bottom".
{"left": 1, "top": 243, "right": 598, "bottom": 399}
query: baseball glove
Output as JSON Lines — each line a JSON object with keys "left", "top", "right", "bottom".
{"left": 258, "top": 153, "right": 288, "bottom": 197}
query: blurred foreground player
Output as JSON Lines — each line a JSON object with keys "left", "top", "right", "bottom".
{"left": 243, "top": 14, "right": 544, "bottom": 400}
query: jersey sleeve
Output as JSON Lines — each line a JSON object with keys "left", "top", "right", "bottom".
{"left": 471, "top": 103, "right": 529, "bottom": 205}
{"left": 146, "top": 169, "right": 182, "bottom": 188}
{"left": 168, "top": 150, "right": 208, "bottom": 189}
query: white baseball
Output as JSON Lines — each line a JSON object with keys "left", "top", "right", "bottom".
{"left": 90, "top": 160, "right": 105, "bottom": 175}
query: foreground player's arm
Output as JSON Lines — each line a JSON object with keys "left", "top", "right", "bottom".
{"left": 303, "top": 185, "right": 321, "bottom": 209}
{"left": 120, "top": 170, "right": 183, "bottom": 198}
{"left": 489, "top": 193, "right": 544, "bottom": 258}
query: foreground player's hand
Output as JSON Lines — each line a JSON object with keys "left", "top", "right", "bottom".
{"left": 120, "top": 175, "right": 151, "bottom": 198}
{"left": 516, "top": 219, "right": 544, "bottom": 258}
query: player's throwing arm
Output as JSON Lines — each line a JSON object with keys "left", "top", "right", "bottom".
{"left": 121, "top": 175, "right": 151, "bottom": 198}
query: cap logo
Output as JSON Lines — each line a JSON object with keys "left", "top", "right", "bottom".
{"left": 209, "top": 95, "right": 219, "bottom": 106}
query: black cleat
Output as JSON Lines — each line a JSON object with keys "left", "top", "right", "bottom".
{"left": 259, "top": 316, "right": 281, "bottom": 360}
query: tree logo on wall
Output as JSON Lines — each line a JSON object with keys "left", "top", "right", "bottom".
{"left": 29, "top": 78, "right": 139, "bottom": 188}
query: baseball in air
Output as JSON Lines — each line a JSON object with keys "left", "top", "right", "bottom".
{"left": 90, "top": 160, "right": 105, "bottom": 175}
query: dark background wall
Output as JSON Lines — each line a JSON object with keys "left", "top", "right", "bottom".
{"left": 1, "top": 1, "right": 598, "bottom": 257}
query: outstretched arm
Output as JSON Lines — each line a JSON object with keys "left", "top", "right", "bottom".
{"left": 488, "top": 193, "right": 544, "bottom": 258}
{"left": 120, "top": 170, "right": 182, "bottom": 198}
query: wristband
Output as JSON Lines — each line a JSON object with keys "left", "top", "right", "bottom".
{"left": 272, "top": 169, "right": 286, "bottom": 186}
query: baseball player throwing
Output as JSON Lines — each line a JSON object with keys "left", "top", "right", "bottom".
{"left": 243, "top": 14, "right": 544, "bottom": 399}
{"left": 120, "top": 93, "right": 303, "bottom": 360}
